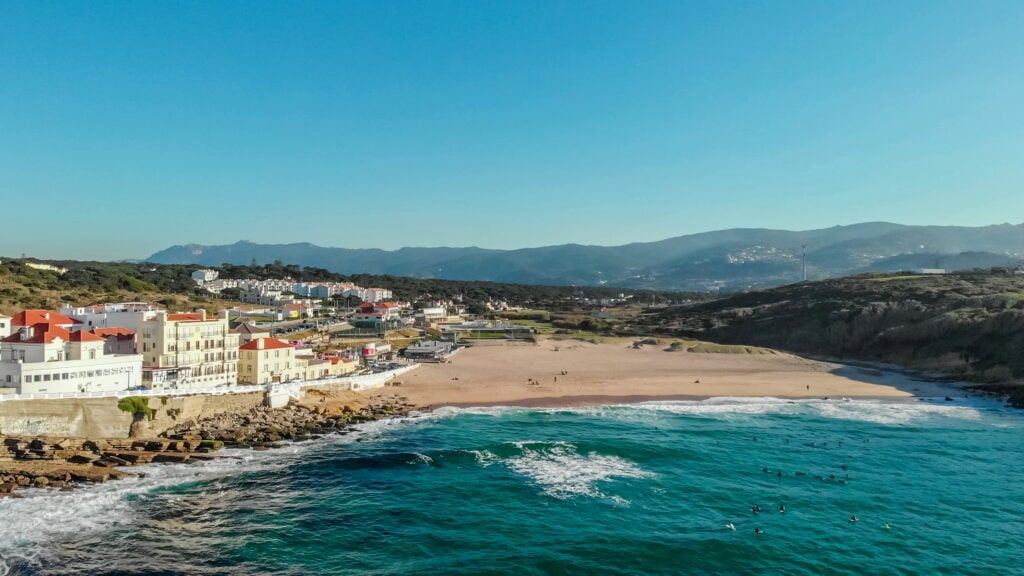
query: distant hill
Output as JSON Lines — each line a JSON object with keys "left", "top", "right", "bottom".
{"left": 147, "top": 222, "right": 1024, "bottom": 291}
{"left": 641, "top": 269, "right": 1024, "bottom": 399}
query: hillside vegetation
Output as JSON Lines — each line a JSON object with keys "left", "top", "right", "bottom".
{"left": 643, "top": 270, "right": 1024, "bottom": 399}
{"left": 0, "top": 259, "right": 215, "bottom": 315}
{"left": 0, "top": 258, "right": 698, "bottom": 316}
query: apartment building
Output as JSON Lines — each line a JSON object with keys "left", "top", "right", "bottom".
{"left": 137, "top": 310, "right": 240, "bottom": 389}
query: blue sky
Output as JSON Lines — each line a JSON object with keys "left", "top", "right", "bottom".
{"left": 2, "top": 1, "right": 1023, "bottom": 260}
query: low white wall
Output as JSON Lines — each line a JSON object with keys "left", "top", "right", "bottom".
{"left": 0, "top": 364, "right": 420, "bottom": 402}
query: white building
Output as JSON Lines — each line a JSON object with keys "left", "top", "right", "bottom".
{"left": 341, "top": 287, "right": 393, "bottom": 303}
{"left": 60, "top": 302, "right": 163, "bottom": 331}
{"left": 0, "top": 321, "right": 142, "bottom": 394}
{"left": 0, "top": 315, "right": 10, "bottom": 339}
{"left": 191, "top": 269, "right": 220, "bottom": 285}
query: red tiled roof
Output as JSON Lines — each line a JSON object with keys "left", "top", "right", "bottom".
{"left": 91, "top": 327, "right": 136, "bottom": 338}
{"left": 2, "top": 323, "right": 72, "bottom": 344}
{"left": 239, "top": 338, "right": 294, "bottom": 351}
{"left": 11, "top": 310, "right": 80, "bottom": 328}
{"left": 376, "top": 302, "right": 398, "bottom": 308}
{"left": 167, "top": 313, "right": 205, "bottom": 322}
{"left": 69, "top": 330, "right": 105, "bottom": 343}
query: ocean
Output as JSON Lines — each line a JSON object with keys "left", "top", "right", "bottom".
{"left": 2, "top": 397, "right": 1023, "bottom": 575}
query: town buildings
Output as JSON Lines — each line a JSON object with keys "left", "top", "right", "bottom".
{"left": 238, "top": 338, "right": 354, "bottom": 384}
{"left": 0, "top": 310, "right": 143, "bottom": 394}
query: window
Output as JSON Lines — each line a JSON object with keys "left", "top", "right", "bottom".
{"left": 43, "top": 374, "right": 51, "bottom": 381}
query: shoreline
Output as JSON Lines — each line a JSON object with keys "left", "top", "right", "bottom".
{"left": 427, "top": 392, "right": 958, "bottom": 411}
{"left": 0, "top": 339, "right": 982, "bottom": 498}
{"left": 371, "top": 338, "right": 967, "bottom": 411}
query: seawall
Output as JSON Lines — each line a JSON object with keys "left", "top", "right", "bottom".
{"left": 0, "top": 392, "right": 268, "bottom": 439}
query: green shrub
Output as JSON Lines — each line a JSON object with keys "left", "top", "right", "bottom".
{"left": 117, "top": 397, "right": 154, "bottom": 420}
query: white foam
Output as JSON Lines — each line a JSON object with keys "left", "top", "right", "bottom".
{"left": 501, "top": 441, "right": 653, "bottom": 502}
{"left": 555, "top": 396, "right": 998, "bottom": 427}
{"left": 0, "top": 415, "right": 427, "bottom": 570}
{"left": 407, "top": 452, "right": 434, "bottom": 465}
{"left": 463, "top": 449, "right": 499, "bottom": 467}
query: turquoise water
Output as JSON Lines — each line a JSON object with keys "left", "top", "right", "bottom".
{"left": 3, "top": 397, "right": 1024, "bottom": 575}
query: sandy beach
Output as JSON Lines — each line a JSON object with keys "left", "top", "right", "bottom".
{"left": 370, "top": 339, "right": 954, "bottom": 409}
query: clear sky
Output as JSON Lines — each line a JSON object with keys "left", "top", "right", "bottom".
{"left": 2, "top": 1, "right": 1023, "bottom": 260}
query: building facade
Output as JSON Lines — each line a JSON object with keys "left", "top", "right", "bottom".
{"left": 238, "top": 338, "right": 303, "bottom": 384}
{"left": 138, "top": 310, "right": 240, "bottom": 389}
{"left": 0, "top": 321, "right": 142, "bottom": 394}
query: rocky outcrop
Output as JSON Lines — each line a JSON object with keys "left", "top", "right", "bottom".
{"left": 161, "top": 393, "right": 416, "bottom": 448}
{"left": 0, "top": 392, "right": 417, "bottom": 496}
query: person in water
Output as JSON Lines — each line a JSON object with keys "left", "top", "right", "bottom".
{"left": 779, "top": 505, "right": 785, "bottom": 513}
{"left": 849, "top": 515, "right": 858, "bottom": 522}
{"left": 725, "top": 523, "right": 736, "bottom": 530}
{"left": 755, "top": 528, "right": 764, "bottom": 535}
{"left": 752, "top": 505, "right": 761, "bottom": 513}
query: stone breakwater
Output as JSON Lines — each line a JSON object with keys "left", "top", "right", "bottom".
{"left": 0, "top": 390, "right": 417, "bottom": 497}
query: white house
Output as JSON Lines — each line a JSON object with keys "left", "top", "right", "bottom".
{"left": 60, "top": 302, "right": 163, "bottom": 331}
{"left": 0, "top": 321, "right": 142, "bottom": 394}
{"left": 191, "top": 269, "right": 220, "bottom": 285}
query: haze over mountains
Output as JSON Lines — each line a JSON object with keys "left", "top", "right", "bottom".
{"left": 147, "top": 223, "right": 1024, "bottom": 291}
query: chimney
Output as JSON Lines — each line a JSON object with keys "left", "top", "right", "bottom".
{"left": 257, "top": 338, "right": 264, "bottom": 350}
{"left": 196, "top": 309, "right": 207, "bottom": 320}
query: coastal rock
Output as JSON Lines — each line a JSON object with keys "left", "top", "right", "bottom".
{"left": 153, "top": 453, "right": 191, "bottom": 464}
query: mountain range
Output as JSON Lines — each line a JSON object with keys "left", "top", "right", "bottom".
{"left": 146, "top": 222, "right": 1024, "bottom": 291}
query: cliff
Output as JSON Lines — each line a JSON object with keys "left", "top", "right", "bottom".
{"left": 644, "top": 270, "right": 1024, "bottom": 401}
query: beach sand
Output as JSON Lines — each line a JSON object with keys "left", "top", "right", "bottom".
{"left": 369, "top": 339, "right": 954, "bottom": 409}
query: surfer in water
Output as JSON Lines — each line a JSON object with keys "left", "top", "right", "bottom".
{"left": 849, "top": 515, "right": 858, "bottom": 523}
{"left": 754, "top": 527, "right": 764, "bottom": 535}
{"left": 779, "top": 505, "right": 786, "bottom": 513}
{"left": 882, "top": 523, "right": 891, "bottom": 530}
{"left": 751, "top": 505, "right": 761, "bottom": 513}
